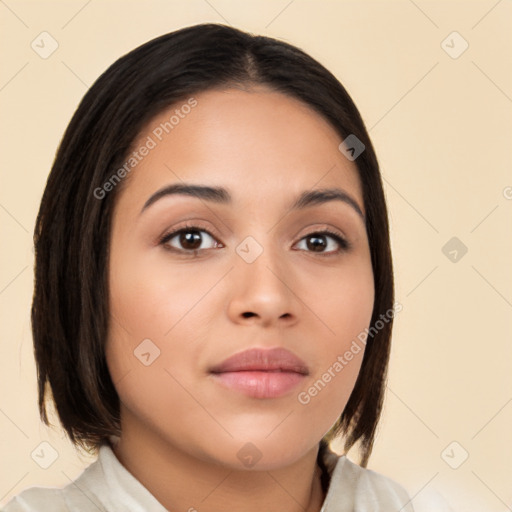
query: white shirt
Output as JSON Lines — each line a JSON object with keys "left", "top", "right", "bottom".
{"left": 1, "top": 444, "right": 448, "bottom": 512}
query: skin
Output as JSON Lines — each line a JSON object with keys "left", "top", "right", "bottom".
{"left": 105, "top": 85, "right": 375, "bottom": 512}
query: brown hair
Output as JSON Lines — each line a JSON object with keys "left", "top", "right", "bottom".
{"left": 32, "top": 23, "right": 393, "bottom": 467}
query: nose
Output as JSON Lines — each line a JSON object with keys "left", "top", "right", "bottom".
{"left": 226, "top": 242, "right": 300, "bottom": 328}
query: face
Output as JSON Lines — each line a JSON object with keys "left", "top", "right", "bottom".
{"left": 105, "top": 86, "right": 374, "bottom": 470}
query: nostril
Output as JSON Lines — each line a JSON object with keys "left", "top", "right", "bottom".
{"left": 242, "top": 312, "right": 256, "bottom": 318}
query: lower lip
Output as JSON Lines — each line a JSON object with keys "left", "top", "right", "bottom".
{"left": 211, "top": 371, "right": 305, "bottom": 399}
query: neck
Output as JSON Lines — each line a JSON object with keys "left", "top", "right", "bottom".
{"left": 112, "top": 423, "right": 326, "bottom": 512}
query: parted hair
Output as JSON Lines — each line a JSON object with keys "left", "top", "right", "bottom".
{"left": 32, "top": 23, "right": 394, "bottom": 468}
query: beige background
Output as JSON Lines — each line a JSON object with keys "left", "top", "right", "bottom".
{"left": 1, "top": 1, "right": 511, "bottom": 510}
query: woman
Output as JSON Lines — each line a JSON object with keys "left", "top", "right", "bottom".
{"left": 4, "top": 22, "right": 430, "bottom": 511}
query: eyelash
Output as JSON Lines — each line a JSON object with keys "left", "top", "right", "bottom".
{"left": 158, "top": 223, "right": 350, "bottom": 257}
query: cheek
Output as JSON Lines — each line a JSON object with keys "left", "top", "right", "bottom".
{"left": 294, "top": 259, "right": 374, "bottom": 429}
{"left": 108, "top": 244, "right": 222, "bottom": 343}
{"left": 104, "top": 287, "right": 212, "bottom": 448}
{"left": 305, "top": 255, "right": 375, "bottom": 348}
{"left": 105, "top": 247, "right": 224, "bottom": 433}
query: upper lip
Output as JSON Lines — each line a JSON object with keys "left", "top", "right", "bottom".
{"left": 210, "top": 347, "right": 309, "bottom": 375}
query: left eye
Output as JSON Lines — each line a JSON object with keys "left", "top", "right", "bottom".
{"left": 295, "top": 231, "right": 348, "bottom": 254}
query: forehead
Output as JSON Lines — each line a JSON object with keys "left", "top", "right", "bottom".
{"left": 118, "top": 87, "right": 363, "bottom": 213}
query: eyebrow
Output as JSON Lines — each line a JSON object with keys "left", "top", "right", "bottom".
{"left": 140, "top": 183, "right": 365, "bottom": 220}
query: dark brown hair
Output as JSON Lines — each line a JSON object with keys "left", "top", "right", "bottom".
{"left": 32, "top": 23, "right": 393, "bottom": 468}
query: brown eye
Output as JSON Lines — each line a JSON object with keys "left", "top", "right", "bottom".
{"left": 296, "top": 231, "right": 349, "bottom": 254}
{"left": 160, "top": 226, "right": 221, "bottom": 253}
{"left": 177, "top": 230, "right": 203, "bottom": 250}
{"left": 306, "top": 234, "right": 328, "bottom": 252}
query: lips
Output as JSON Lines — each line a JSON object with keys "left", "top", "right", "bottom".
{"left": 209, "top": 347, "right": 309, "bottom": 399}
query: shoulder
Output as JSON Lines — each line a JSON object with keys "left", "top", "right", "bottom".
{"left": 2, "top": 480, "right": 107, "bottom": 512}
{"left": 323, "top": 454, "right": 453, "bottom": 512}
{"left": 1, "top": 479, "right": 107, "bottom": 512}
{"left": 2, "top": 487, "right": 69, "bottom": 512}
{"left": 2, "top": 443, "right": 167, "bottom": 512}
{"left": 1, "top": 455, "right": 108, "bottom": 512}
{"left": 344, "top": 456, "right": 415, "bottom": 510}
{"left": 323, "top": 455, "right": 414, "bottom": 512}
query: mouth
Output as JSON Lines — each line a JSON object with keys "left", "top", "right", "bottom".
{"left": 209, "top": 347, "right": 309, "bottom": 399}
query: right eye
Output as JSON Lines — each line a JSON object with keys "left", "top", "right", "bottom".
{"left": 159, "top": 225, "right": 223, "bottom": 255}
